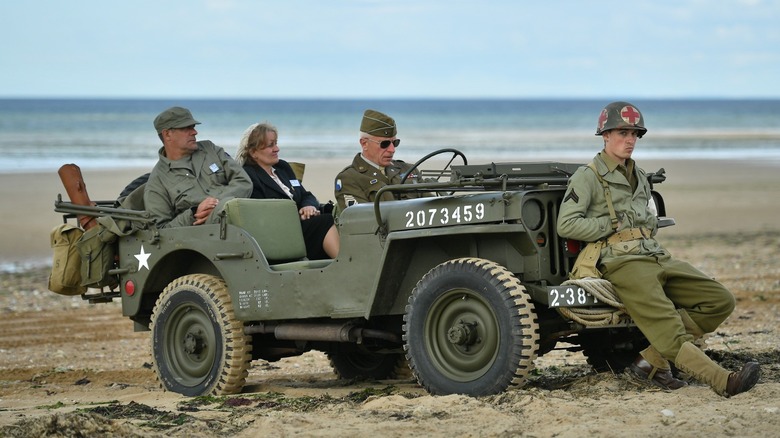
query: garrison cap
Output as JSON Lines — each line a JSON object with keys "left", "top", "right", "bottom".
{"left": 360, "top": 109, "right": 397, "bottom": 137}
{"left": 154, "top": 106, "right": 201, "bottom": 133}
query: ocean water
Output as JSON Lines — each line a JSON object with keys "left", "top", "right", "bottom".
{"left": 1, "top": 98, "right": 780, "bottom": 174}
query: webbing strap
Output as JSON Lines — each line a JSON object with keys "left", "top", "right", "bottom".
{"left": 587, "top": 161, "right": 619, "bottom": 231}
{"left": 606, "top": 227, "right": 651, "bottom": 246}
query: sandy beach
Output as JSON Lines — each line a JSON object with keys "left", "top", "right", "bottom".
{"left": 3, "top": 157, "right": 778, "bottom": 270}
{"left": 1, "top": 156, "right": 779, "bottom": 437}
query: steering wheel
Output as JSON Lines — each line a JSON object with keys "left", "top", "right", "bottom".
{"left": 399, "top": 148, "right": 468, "bottom": 186}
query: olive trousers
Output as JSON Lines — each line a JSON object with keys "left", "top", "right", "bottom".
{"left": 600, "top": 254, "right": 735, "bottom": 361}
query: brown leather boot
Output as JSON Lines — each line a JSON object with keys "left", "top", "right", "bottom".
{"left": 629, "top": 354, "right": 688, "bottom": 390}
{"left": 726, "top": 362, "right": 761, "bottom": 397}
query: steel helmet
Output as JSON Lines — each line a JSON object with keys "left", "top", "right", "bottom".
{"left": 595, "top": 101, "right": 647, "bottom": 137}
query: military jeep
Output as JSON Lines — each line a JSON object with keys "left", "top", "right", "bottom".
{"left": 53, "top": 149, "right": 671, "bottom": 397}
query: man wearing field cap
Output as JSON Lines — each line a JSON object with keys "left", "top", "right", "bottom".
{"left": 145, "top": 106, "right": 251, "bottom": 228}
{"left": 334, "top": 109, "right": 426, "bottom": 212}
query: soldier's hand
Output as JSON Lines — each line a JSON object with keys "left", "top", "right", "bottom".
{"left": 193, "top": 197, "right": 219, "bottom": 225}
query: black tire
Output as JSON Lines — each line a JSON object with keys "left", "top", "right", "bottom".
{"left": 583, "top": 348, "right": 637, "bottom": 373}
{"left": 328, "top": 351, "right": 409, "bottom": 380}
{"left": 403, "top": 257, "right": 539, "bottom": 396}
{"left": 150, "top": 274, "right": 251, "bottom": 396}
{"left": 580, "top": 331, "right": 649, "bottom": 373}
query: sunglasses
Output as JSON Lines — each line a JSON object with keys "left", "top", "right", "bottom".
{"left": 367, "top": 138, "right": 401, "bottom": 149}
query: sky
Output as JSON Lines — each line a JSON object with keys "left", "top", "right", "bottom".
{"left": 1, "top": 0, "right": 778, "bottom": 99}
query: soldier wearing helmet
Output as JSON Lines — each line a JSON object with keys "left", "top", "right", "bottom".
{"left": 557, "top": 101, "right": 760, "bottom": 397}
{"left": 595, "top": 101, "right": 647, "bottom": 137}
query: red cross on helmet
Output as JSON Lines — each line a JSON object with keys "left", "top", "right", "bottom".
{"left": 595, "top": 101, "right": 647, "bottom": 137}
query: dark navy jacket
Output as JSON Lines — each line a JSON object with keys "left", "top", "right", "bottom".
{"left": 243, "top": 160, "right": 319, "bottom": 209}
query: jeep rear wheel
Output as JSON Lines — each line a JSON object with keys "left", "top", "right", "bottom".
{"left": 150, "top": 274, "right": 251, "bottom": 396}
{"left": 328, "top": 351, "right": 409, "bottom": 380}
{"left": 403, "top": 258, "right": 539, "bottom": 396}
{"left": 580, "top": 330, "right": 649, "bottom": 373}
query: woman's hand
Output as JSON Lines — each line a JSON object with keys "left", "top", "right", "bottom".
{"left": 299, "top": 206, "right": 320, "bottom": 220}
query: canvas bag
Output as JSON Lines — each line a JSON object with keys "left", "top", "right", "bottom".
{"left": 76, "top": 213, "right": 142, "bottom": 289}
{"left": 76, "top": 221, "right": 118, "bottom": 288}
{"left": 569, "top": 240, "right": 605, "bottom": 279}
{"left": 48, "top": 223, "right": 87, "bottom": 295}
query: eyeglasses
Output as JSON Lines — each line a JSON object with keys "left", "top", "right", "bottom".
{"left": 367, "top": 138, "right": 401, "bottom": 149}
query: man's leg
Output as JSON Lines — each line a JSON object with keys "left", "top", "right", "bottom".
{"left": 602, "top": 256, "right": 692, "bottom": 360}
{"left": 602, "top": 256, "right": 689, "bottom": 389}
{"left": 656, "top": 257, "right": 735, "bottom": 334}
{"left": 604, "top": 256, "right": 759, "bottom": 396}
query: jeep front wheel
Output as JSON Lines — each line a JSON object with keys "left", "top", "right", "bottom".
{"left": 403, "top": 258, "right": 539, "bottom": 396}
{"left": 150, "top": 274, "right": 251, "bottom": 396}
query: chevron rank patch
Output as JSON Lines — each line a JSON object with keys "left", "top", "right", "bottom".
{"left": 564, "top": 189, "right": 579, "bottom": 203}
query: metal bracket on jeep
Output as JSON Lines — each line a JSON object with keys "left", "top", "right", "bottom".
{"left": 453, "top": 162, "right": 667, "bottom": 185}
{"left": 451, "top": 162, "right": 582, "bottom": 182}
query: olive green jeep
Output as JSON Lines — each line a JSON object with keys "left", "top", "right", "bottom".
{"left": 53, "top": 149, "right": 672, "bottom": 397}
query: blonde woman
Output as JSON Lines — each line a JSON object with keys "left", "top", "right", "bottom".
{"left": 236, "top": 122, "right": 338, "bottom": 259}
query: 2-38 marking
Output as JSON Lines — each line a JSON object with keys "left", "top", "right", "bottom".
{"left": 547, "top": 286, "right": 600, "bottom": 307}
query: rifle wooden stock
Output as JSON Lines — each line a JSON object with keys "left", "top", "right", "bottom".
{"left": 58, "top": 164, "right": 97, "bottom": 230}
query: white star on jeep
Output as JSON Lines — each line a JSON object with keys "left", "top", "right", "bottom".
{"left": 135, "top": 245, "right": 151, "bottom": 271}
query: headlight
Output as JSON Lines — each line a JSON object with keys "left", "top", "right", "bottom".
{"left": 521, "top": 199, "right": 544, "bottom": 231}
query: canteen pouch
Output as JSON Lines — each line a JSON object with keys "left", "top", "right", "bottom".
{"left": 48, "top": 223, "right": 87, "bottom": 295}
{"left": 77, "top": 223, "right": 118, "bottom": 288}
{"left": 569, "top": 241, "right": 604, "bottom": 279}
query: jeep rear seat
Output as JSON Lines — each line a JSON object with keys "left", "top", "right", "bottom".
{"left": 223, "top": 198, "right": 333, "bottom": 271}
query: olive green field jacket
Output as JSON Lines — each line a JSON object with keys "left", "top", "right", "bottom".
{"left": 557, "top": 151, "right": 666, "bottom": 262}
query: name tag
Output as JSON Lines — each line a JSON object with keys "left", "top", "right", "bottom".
{"left": 209, "top": 163, "right": 220, "bottom": 173}
{"left": 290, "top": 179, "right": 301, "bottom": 187}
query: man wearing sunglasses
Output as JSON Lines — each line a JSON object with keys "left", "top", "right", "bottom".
{"left": 334, "top": 109, "right": 427, "bottom": 212}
